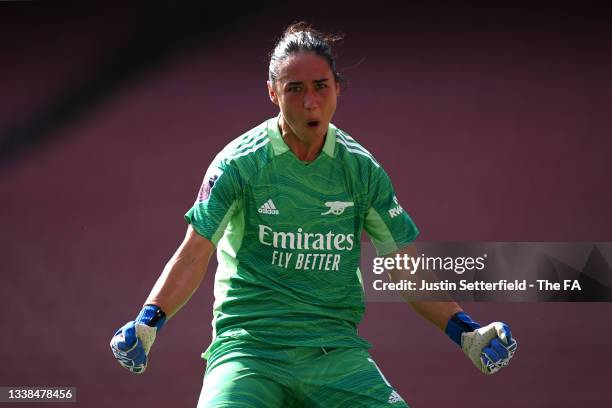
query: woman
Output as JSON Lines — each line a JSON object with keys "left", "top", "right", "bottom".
{"left": 111, "top": 22, "right": 516, "bottom": 407}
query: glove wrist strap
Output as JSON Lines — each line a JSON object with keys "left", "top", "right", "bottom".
{"left": 445, "top": 311, "right": 481, "bottom": 347}
{"left": 135, "top": 304, "right": 167, "bottom": 330}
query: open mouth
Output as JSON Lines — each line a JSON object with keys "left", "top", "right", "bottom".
{"left": 307, "top": 121, "right": 320, "bottom": 128}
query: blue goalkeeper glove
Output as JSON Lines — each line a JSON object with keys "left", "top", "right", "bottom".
{"left": 110, "top": 304, "right": 166, "bottom": 374}
{"left": 445, "top": 311, "right": 517, "bottom": 375}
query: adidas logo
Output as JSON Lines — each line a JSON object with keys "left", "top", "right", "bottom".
{"left": 388, "top": 390, "right": 404, "bottom": 404}
{"left": 258, "top": 199, "right": 279, "bottom": 215}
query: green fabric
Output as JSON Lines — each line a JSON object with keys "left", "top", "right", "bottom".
{"left": 184, "top": 117, "right": 419, "bottom": 358}
{"left": 198, "top": 340, "right": 410, "bottom": 407}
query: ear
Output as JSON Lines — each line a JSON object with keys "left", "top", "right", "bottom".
{"left": 267, "top": 80, "right": 279, "bottom": 105}
{"left": 335, "top": 81, "right": 341, "bottom": 96}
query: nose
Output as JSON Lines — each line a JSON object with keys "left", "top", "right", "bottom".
{"left": 303, "top": 90, "right": 319, "bottom": 110}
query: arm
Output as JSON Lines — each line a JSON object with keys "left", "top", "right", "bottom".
{"left": 111, "top": 152, "right": 239, "bottom": 373}
{"left": 385, "top": 243, "right": 517, "bottom": 375}
{"left": 145, "top": 225, "right": 215, "bottom": 318}
{"left": 110, "top": 225, "right": 215, "bottom": 374}
{"left": 389, "top": 244, "right": 463, "bottom": 330}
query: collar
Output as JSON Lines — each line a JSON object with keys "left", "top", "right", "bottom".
{"left": 267, "top": 115, "right": 336, "bottom": 158}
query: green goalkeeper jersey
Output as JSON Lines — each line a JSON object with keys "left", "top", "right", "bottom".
{"left": 185, "top": 117, "right": 418, "bottom": 359}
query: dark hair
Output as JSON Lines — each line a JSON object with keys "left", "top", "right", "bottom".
{"left": 269, "top": 22, "right": 344, "bottom": 85}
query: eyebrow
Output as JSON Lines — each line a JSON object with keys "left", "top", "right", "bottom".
{"left": 285, "top": 78, "right": 329, "bottom": 87}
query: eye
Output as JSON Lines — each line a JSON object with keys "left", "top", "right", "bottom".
{"left": 287, "top": 85, "right": 302, "bottom": 92}
{"left": 316, "top": 83, "right": 328, "bottom": 90}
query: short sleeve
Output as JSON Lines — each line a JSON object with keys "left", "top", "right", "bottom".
{"left": 184, "top": 159, "right": 242, "bottom": 246}
{"left": 364, "top": 167, "right": 419, "bottom": 256}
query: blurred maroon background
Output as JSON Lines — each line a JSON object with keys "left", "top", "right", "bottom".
{"left": 1, "top": 2, "right": 611, "bottom": 407}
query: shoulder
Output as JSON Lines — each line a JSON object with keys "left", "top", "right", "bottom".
{"left": 212, "top": 119, "right": 274, "bottom": 174}
{"left": 216, "top": 120, "right": 270, "bottom": 162}
{"left": 333, "top": 125, "right": 381, "bottom": 170}
{"left": 333, "top": 126, "right": 395, "bottom": 198}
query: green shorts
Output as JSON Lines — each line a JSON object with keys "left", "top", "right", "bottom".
{"left": 197, "top": 339, "right": 409, "bottom": 408}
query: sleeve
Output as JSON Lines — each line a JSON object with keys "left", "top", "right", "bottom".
{"left": 364, "top": 166, "right": 419, "bottom": 256}
{"left": 184, "top": 158, "right": 242, "bottom": 246}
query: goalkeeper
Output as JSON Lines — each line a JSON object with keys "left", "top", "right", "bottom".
{"left": 111, "top": 22, "right": 517, "bottom": 407}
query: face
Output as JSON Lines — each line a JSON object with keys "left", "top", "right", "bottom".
{"left": 267, "top": 52, "right": 340, "bottom": 143}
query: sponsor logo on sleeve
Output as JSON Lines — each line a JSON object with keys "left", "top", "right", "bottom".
{"left": 388, "top": 390, "right": 405, "bottom": 404}
{"left": 388, "top": 195, "right": 404, "bottom": 218}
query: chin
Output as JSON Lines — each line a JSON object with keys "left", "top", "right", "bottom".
{"left": 308, "top": 126, "right": 326, "bottom": 138}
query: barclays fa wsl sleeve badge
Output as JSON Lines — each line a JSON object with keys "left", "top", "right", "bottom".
{"left": 196, "top": 167, "right": 223, "bottom": 203}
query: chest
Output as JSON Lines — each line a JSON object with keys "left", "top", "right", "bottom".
{"left": 245, "top": 157, "right": 366, "bottom": 234}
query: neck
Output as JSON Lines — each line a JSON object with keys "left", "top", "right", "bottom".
{"left": 279, "top": 116, "right": 325, "bottom": 162}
